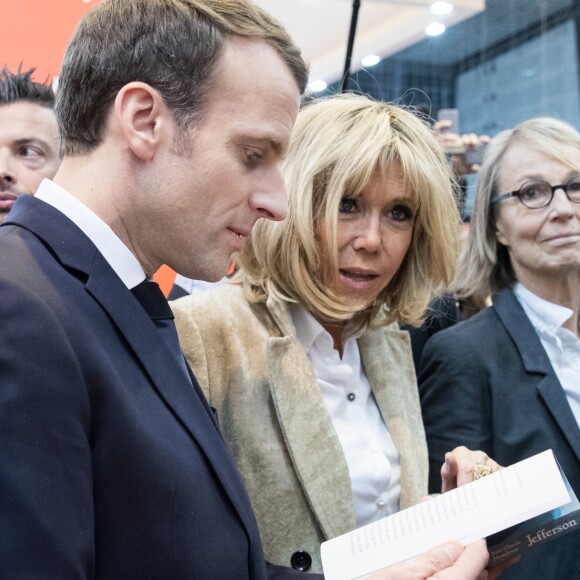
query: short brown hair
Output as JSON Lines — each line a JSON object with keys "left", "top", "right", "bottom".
{"left": 56, "top": 0, "right": 308, "bottom": 156}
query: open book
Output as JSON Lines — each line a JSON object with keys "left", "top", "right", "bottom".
{"left": 321, "top": 450, "right": 579, "bottom": 580}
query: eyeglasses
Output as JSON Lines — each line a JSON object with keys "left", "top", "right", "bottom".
{"left": 493, "top": 174, "right": 580, "bottom": 209}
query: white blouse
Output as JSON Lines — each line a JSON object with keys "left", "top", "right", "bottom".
{"left": 290, "top": 304, "right": 401, "bottom": 527}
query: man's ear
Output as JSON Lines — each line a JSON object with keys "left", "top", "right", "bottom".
{"left": 114, "top": 82, "right": 168, "bottom": 161}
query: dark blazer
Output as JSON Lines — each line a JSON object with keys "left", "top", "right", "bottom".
{"left": 0, "top": 196, "right": 313, "bottom": 580}
{"left": 419, "top": 288, "right": 580, "bottom": 579}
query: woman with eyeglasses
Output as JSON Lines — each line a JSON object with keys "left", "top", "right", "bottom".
{"left": 419, "top": 116, "right": 580, "bottom": 580}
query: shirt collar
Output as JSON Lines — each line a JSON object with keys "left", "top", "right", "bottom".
{"left": 35, "top": 179, "right": 146, "bottom": 289}
{"left": 513, "top": 282, "right": 574, "bottom": 336}
{"left": 290, "top": 302, "right": 366, "bottom": 354}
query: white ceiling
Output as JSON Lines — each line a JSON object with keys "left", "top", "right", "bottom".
{"left": 254, "top": 0, "right": 485, "bottom": 86}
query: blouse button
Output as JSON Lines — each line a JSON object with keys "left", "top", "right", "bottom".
{"left": 347, "top": 393, "right": 356, "bottom": 402}
{"left": 291, "top": 551, "right": 312, "bottom": 571}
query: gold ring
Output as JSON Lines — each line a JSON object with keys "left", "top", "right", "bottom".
{"left": 473, "top": 462, "right": 495, "bottom": 480}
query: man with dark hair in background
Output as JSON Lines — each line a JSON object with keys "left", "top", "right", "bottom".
{"left": 0, "top": 66, "right": 60, "bottom": 223}
{"left": 0, "top": 1, "right": 488, "bottom": 578}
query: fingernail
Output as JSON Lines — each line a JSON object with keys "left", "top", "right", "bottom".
{"left": 442, "top": 542, "right": 463, "bottom": 561}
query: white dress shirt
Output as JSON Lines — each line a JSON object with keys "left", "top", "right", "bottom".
{"left": 290, "top": 304, "right": 401, "bottom": 527}
{"left": 35, "top": 180, "right": 195, "bottom": 383}
{"left": 35, "top": 179, "right": 145, "bottom": 287}
{"left": 173, "top": 273, "right": 226, "bottom": 294}
{"left": 514, "top": 283, "right": 580, "bottom": 426}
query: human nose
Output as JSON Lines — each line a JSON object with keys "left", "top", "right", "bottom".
{"left": 249, "top": 170, "right": 288, "bottom": 222}
{"left": 549, "top": 186, "right": 576, "bottom": 217}
{"left": 0, "top": 151, "right": 17, "bottom": 187}
{"left": 352, "top": 214, "right": 382, "bottom": 252}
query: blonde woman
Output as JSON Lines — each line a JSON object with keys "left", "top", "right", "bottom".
{"left": 420, "top": 117, "right": 580, "bottom": 580}
{"left": 172, "top": 94, "right": 496, "bottom": 575}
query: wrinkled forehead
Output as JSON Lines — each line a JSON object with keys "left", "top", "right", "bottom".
{"left": 499, "top": 140, "right": 580, "bottom": 190}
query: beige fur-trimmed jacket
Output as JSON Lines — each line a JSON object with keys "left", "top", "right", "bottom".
{"left": 171, "top": 283, "right": 428, "bottom": 573}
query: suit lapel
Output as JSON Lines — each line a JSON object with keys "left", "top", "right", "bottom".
{"left": 537, "top": 377, "right": 580, "bottom": 464}
{"left": 10, "top": 196, "right": 257, "bottom": 537}
{"left": 494, "top": 290, "right": 580, "bottom": 464}
{"left": 266, "top": 299, "right": 355, "bottom": 540}
{"left": 359, "top": 325, "right": 428, "bottom": 509}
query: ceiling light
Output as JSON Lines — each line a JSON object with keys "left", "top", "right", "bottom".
{"left": 309, "top": 79, "right": 328, "bottom": 93}
{"left": 362, "top": 55, "right": 381, "bottom": 67}
{"left": 425, "top": 22, "right": 446, "bottom": 36}
{"left": 431, "top": 2, "right": 454, "bottom": 15}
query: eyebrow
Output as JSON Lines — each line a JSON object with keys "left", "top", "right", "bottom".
{"left": 12, "top": 137, "right": 53, "bottom": 149}
{"left": 390, "top": 194, "right": 417, "bottom": 208}
{"left": 249, "top": 134, "right": 285, "bottom": 156}
{"left": 515, "top": 171, "right": 579, "bottom": 184}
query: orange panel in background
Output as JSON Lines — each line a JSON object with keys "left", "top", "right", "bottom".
{"left": 2, "top": 0, "right": 179, "bottom": 298}
{"left": 154, "top": 265, "right": 177, "bottom": 298}
{"left": 1, "top": 0, "right": 98, "bottom": 80}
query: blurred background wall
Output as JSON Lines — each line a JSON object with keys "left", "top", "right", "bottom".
{"left": 324, "top": 0, "right": 579, "bottom": 130}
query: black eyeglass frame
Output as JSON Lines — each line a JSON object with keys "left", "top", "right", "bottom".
{"left": 492, "top": 174, "right": 580, "bottom": 209}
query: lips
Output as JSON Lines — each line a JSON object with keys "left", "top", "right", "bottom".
{"left": 542, "top": 233, "right": 580, "bottom": 245}
{"left": 339, "top": 268, "right": 379, "bottom": 281}
{"left": 228, "top": 226, "right": 250, "bottom": 238}
{"left": 227, "top": 226, "right": 250, "bottom": 252}
{"left": 0, "top": 192, "right": 18, "bottom": 212}
{"left": 338, "top": 268, "right": 381, "bottom": 291}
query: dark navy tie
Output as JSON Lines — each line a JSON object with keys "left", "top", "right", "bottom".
{"left": 131, "top": 280, "right": 191, "bottom": 381}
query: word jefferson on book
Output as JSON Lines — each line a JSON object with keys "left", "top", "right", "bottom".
{"left": 525, "top": 519, "right": 577, "bottom": 547}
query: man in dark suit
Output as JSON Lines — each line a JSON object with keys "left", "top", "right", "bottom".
{"left": 0, "top": 1, "right": 304, "bottom": 577}
{"left": 0, "top": 1, "right": 489, "bottom": 578}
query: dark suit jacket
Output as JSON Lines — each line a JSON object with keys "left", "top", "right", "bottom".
{"left": 419, "top": 288, "right": 580, "bottom": 579}
{"left": 0, "top": 196, "right": 315, "bottom": 579}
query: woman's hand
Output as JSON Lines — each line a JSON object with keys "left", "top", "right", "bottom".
{"left": 440, "top": 446, "right": 502, "bottom": 492}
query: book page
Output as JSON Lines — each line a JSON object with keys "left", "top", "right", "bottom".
{"left": 321, "top": 450, "right": 573, "bottom": 580}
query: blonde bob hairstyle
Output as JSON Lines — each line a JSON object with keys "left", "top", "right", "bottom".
{"left": 237, "top": 93, "right": 460, "bottom": 327}
{"left": 451, "top": 116, "right": 580, "bottom": 309}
